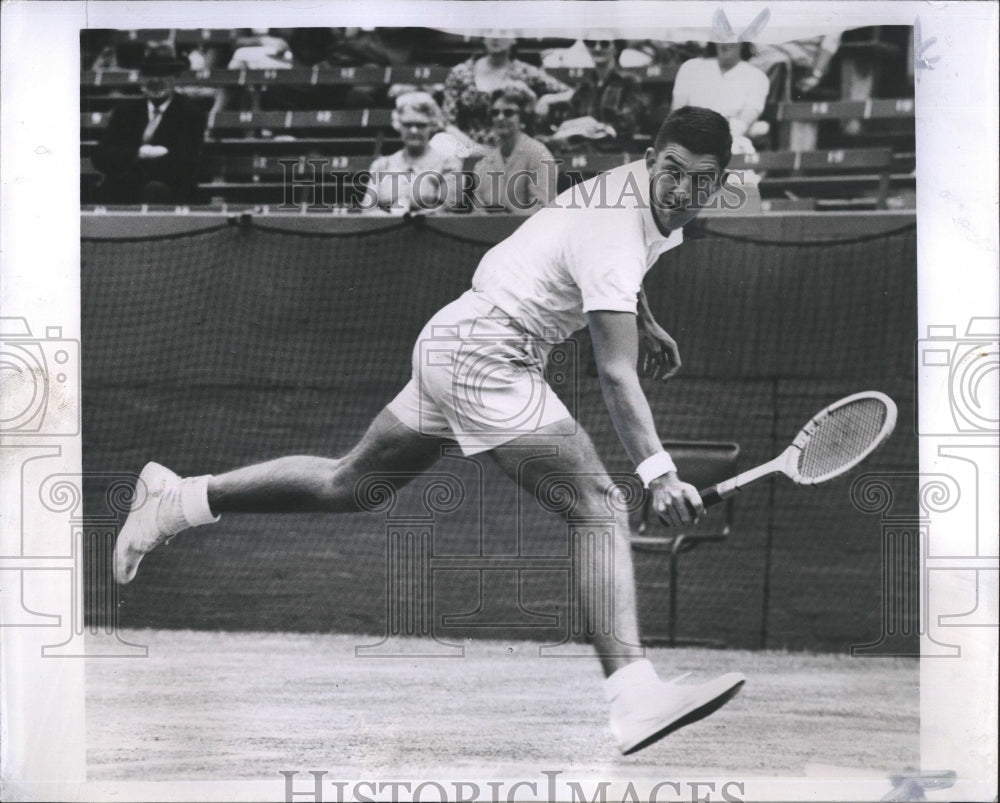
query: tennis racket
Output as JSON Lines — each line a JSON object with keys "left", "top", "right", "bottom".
{"left": 699, "top": 391, "right": 898, "bottom": 507}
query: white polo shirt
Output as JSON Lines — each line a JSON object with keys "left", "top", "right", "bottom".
{"left": 471, "top": 160, "right": 684, "bottom": 345}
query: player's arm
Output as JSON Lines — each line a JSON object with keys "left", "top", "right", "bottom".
{"left": 587, "top": 309, "right": 703, "bottom": 525}
{"left": 636, "top": 286, "right": 682, "bottom": 381}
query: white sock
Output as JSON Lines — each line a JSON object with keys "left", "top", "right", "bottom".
{"left": 180, "top": 475, "right": 220, "bottom": 527}
{"left": 155, "top": 475, "right": 220, "bottom": 535}
{"left": 604, "top": 658, "right": 659, "bottom": 702}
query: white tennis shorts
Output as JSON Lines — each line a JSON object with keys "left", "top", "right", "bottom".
{"left": 387, "top": 290, "right": 573, "bottom": 455}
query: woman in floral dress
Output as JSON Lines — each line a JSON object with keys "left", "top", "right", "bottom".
{"left": 442, "top": 32, "right": 573, "bottom": 146}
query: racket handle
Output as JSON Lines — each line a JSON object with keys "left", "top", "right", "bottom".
{"left": 698, "top": 486, "right": 724, "bottom": 508}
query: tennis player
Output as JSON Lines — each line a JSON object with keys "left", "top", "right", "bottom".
{"left": 115, "top": 106, "right": 746, "bottom": 755}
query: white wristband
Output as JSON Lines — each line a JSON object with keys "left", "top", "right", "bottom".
{"left": 635, "top": 452, "right": 677, "bottom": 487}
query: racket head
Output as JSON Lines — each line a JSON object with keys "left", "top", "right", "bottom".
{"left": 787, "top": 391, "right": 898, "bottom": 485}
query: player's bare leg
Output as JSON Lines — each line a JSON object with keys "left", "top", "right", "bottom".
{"left": 488, "top": 419, "right": 644, "bottom": 677}
{"left": 114, "top": 408, "right": 448, "bottom": 583}
{"left": 207, "top": 409, "right": 447, "bottom": 513}
{"left": 489, "top": 419, "right": 745, "bottom": 754}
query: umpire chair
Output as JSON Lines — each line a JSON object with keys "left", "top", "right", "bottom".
{"left": 632, "top": 440, "right": 740, "bottom": 647}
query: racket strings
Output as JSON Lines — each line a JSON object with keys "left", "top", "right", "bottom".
{"left": 798, "top": 398, "right": 888, "bottom": 480}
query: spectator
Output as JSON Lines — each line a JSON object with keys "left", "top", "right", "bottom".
{"left": 326, "top": 27, "right": 425, "bottom": 108}
{"left": 751, "top": 33, "right": 843, "bottom": 101}
{"left": 330, "top": 27, "right": 419, "bottom": 68}
{"left": 442, "top": 31, "right": 573, "bottom": 146}
{"left": 220, "top": 28, "right": 410, "bottom": 113}
{"left": 543, "top": 36, "right": 703, "bottom": 71}
{"left": 91, "top": 43, "right": 208, "bottom": 204}
{"left": 672, "top": 42, "right": 769, "bottom": 150}
{"left": 565, "top": 33, "right": 650, "bottom": 148}
{"left": 472, "top": 82, "right": 557, "bottom": 215}
{"left": 88, "top": 34, "right": 146, "bottom": 72}
{"left": 221, "top": 28, "right": 342, "bottom": 112}
{"left": 365, "top": 92, "right": 461, "bottom": 214}
{"left": 226, "top": 29, "right": 296, "bottom": 72}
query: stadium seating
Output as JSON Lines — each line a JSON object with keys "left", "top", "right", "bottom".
{"left": 80, "top": 27, "right": 916, "bottom": 211}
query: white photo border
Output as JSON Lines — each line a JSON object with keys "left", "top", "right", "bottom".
{"left": 1, "top": 1, "right": 997, "bottom": 800}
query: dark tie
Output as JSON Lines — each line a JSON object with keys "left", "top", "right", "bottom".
{"left": 142, "top": 104, "right": 165, "bottom": 144}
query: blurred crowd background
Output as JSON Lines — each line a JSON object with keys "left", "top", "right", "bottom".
{"left": 81, "top": 26, "right": 916, "bottom": 212}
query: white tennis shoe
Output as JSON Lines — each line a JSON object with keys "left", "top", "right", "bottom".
{"left": 114, "top": 462, "right": 189, "bottom": 585}
{"left": 609, "top": 671, "right": 746, "bottom": 755}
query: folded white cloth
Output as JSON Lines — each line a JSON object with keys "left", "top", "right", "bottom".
{"left": 547, "top": 115, "right": 617, "bottom": 142}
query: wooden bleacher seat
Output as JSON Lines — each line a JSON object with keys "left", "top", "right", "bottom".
{"left": 546, "top": 63, "right": 680, "bottom": 87}
{"left": 82, "top": 63, "right": 681, "bottom": 91}
{"left": 206, "top": 154, "right": 371, "bottom": 180}
{"left": 776, "top": 97, "right": 914, "bottom": 151}
{"left": 81, "top": 106, "right": 400, "bottom": 156}
{"left": 207, "top": 108, "right": 392, "bottom": 131}
{"left": 198, "top": 154, "right": 373, "bottom": 205}
{"left": 777, "top": 97, "right": 914, "bottom": 123}
{"left": 732, "top": 147, "right": 896, "bottom": 209}
{"left": 208, "top": 108, "right": 395, "bottom": 155}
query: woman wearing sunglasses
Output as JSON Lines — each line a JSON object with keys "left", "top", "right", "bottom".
{"left": 472, "top": 81, "right": 558, "bottom": 215}
{"left": 442, "top": 30, "right": 573, "bottom": 147}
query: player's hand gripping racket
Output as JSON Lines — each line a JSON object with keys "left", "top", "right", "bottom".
{"left": 698, "top": 391, "right": 898, "bottom": 508}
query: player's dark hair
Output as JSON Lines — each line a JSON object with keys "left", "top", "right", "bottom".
{"left": 654, "top": 106, "right": 733, "bottom": 169}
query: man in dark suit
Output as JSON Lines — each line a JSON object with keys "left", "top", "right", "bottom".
{"left": 92, "top": 43, "right": 208, "bottom": 203}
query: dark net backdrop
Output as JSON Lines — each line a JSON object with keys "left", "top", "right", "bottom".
{"left": 82, "top": 216, "right": 918, "bottom": 652}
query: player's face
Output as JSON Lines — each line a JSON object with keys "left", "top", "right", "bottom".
{"left": 645, "top": 142, "right": 724, "bottom": 229}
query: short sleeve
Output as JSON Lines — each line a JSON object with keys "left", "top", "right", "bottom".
{"left": 567, "top": 209, "right": 646, "bottom": 314}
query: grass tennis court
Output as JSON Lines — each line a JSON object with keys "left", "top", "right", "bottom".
{"left": 87, "top": 629, "right": 918, "bottom": 782}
